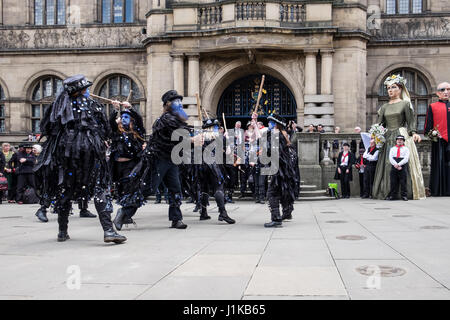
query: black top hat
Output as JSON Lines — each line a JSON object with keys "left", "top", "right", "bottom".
{"left": 202, "top": 118, "right": 220, "bottom": 129}
{"left": 162, "top": 90, "right": 183, "bottom": 105}
{"left": 63, "top": 75, "right": 93, "bottom": 95}
{"left": 396, "top": 135, "right": 406, "bottom": 141}
{"left": 267, "top": 114, "right": 287, "bottom": 127}
{"left": 343, "top": 142, "right": 350, "bottom": 147}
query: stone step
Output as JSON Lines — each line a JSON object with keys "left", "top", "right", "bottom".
{"left": 297, "top": 196, "right": 336, "bottom": 201}
{"left": 300, "top": 190, "right": 328, "bottom": 197}
{"left": 300, "top": 185, "right": 320, "bottom": 191}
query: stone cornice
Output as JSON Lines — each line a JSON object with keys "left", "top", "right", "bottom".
{"left": 0, "top": 47, "right": 146, "bottom": 55}
{"left": 334, "top": 30, "right": 371, "bottom": 41}
{"left": 143, "top": 25, "right": 338, "bottom": 46}
{"left": 332, "top": 3, "right": 367, "bottom": 11}
{"left": 145, "top": 9, "right": 173, "bottom": 18}
{"left": 368, "top": 38, "right": 450, "bottom": 47}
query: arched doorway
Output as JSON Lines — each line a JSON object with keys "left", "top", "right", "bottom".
{"left": 217, "top": 74, "right": 297, "bottom": 128}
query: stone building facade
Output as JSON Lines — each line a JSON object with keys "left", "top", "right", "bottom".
{"left": 0, "top": 0, "right": 449, "bottom": 144}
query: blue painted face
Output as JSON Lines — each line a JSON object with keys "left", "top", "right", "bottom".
{"left": 171, "top": 99, "right": 188, "bottom": 121}
{"left": 269, "top": 121, "right": 276, "bottom": 130}
{"left": 83, "top": 88, "right": 90, "bottom": 98}
{"left": 213, "top": 125, "right": 219, "bottom": 133}
{"left": 121, "top": 113, "right": 131, "bottom": 126}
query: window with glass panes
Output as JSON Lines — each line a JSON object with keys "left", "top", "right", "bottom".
{"left": 0, "top": 85, "right": 5, "bottom": 133}
{"left": 385, "top": 0, "right": 424, "bottom": 14}
{"left": 102, "top": 0, "right": 134, "bottom": 23}
{"left": 378, "top": 69, "right": 431, "bottom": 134}
{"left": 98, "top": 75, "right": 142, "bottom": 117}
{"left": 30, "top": 77, "right": 63, "bottom": 133}
{"left": 35, "top": 0, "right": 66, "bottom": 25}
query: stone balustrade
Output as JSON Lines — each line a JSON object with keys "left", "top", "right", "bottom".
{"left": 296, "top": 132, "right": 432, "bottom": 196}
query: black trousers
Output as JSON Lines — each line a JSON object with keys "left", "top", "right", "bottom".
{"left": 358, "top": 172, "right": 364, "bottom": 197}
{"left": 254, "top": 168, "right": 267, "bottom": 201}
{"left": 55, "top": 187, "right": 114, "bottom": 233}
{"left": 151, "top": 158, "right": 183, "bottom": 222}
{"left": 200, "top": 176, "right": 226, "bottom": 216}
{"left": 339, "top": 166, "right": 351, "bottom": 197}
{"left": 239, "top": 164, "right": 250, "bottom": 194}
{"left": 16, "top": 173, "right": 36, "bottom": 202}
{"left": 363, "top": 163, "right": 377, "bottom": 197}
{"left": 267, "top": 179, "right": 293, "bottom": 222}
{"left": 155, "top": 181, "right": 169, "bottom": 201}
{"left": 389, "top": 165, "right": 408, "bottom": 198}
{"left": 224, "top": 164, "right": 237, "bottom": 198}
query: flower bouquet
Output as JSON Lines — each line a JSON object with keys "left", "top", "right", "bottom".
{"left": 427, "top": 125, "right": 441, "bottom": 142}
{"left": 369, "top": 124, "right": 388, "bottom": 148}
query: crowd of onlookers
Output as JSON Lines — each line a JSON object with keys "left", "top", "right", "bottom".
{"left": 0, "top": 142, "right": 42, "bottom": 205}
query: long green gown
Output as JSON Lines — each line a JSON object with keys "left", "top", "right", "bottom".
{"left": 372, "top": 100, "right": 426, "bottom": 200}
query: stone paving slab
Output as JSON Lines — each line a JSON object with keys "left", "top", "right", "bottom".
{"left": 1, "top": 198, "right": 450, "bottom": 300}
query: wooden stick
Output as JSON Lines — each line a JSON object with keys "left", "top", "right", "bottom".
{"left": 222, "top": 113, "right": 228, "bottom": 133}
{"left": 126, "top": 90, "right": 133, "bottom": 102}
{"left": 90, "top": 93, "right": 115, "bottom": 103}
{"left": 253, "top": 75, "right": 265, "bottom": 114}
{"left": 195, "top": 92, "right": 202, "bottom": 121}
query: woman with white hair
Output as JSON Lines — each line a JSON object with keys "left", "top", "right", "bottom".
{"left": 32, "top": 144, "right": 42, "bottom": 157}
{"left": 372, "top": 74, "right": 425, "bottom": 200}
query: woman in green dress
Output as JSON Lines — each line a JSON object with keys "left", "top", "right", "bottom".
{"left": 372, "top": 74, "right": 426, "bottom": 200}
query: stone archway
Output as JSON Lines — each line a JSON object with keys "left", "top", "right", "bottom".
{"left": 201, "top": 57, "right": 304, "bottom": 126}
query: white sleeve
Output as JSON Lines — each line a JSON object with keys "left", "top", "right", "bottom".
{"left": 389, "top": 148, "right": 397, "bottom": 166}
{"left": 398, "top": 147, "right": 410, "bottom": 166}
{"left": 365, "top": 150, "right": 379, "bottom": 161}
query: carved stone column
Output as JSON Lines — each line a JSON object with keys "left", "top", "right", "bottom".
{"left": 320, "top": 50, "right": 333, "bottom": 95}
{"left": 171, "top": 53, "right": 184, "bottom": 96}
{"left": 304, "top": 50, "right": 317, "bottom": 95}
{"left": 187, "top": 53, "right": 200, "bottom": 120}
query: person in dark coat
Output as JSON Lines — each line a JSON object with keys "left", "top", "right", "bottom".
{"left": 334, "top": 142, "right": 356, "bottom": 198}
{"left": 262, "top": 113, "right": 298, "bottom": 228}
{"left": 355, "top": 148, "right": 367, "bottom": 198}
{"left": 424, "top": 82, "right": 450, "bottom": 196}
{"left": 110, "top": 101, "right": 147, "bottom": 231}
{"left": 15, "top": 144, "right": 36, "bottom": 204}
{"left": 34, "top": 75, "right": 126, "bottom": 243}
{"left": 0, "top": 151, "right": 5, "bottom": 204}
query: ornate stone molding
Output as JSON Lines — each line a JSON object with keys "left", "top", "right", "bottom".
{"left": 0, "top": 26, "right": 146, "bottom": 51}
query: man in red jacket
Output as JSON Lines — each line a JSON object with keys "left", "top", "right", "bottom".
{"left": 424, "top": 82, "right": 450, "bottom": 196}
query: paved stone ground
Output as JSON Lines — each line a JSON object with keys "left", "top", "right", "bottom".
{"left": 1, "top": 198, "right": 450, "bottom": 300}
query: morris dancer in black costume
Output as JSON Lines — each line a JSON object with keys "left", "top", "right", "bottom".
{"left": 34, "top": 75, "right": 126, "bottom": 243}
{"left": 197, "top": 118, "right": 236, "bottom": 224}
{"left": 261, "top": 114, "right": 298, "bottom": 228}
{"left": 110, "top": 100, "right": 147, "bottom": 231}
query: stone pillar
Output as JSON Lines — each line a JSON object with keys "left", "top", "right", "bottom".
{"left": 320, "top": 50, "right": 333, "bottom": 95}
{"left": 187, "top": 53, "right": 200, "bottom": 121}
{"left": 171, "top": 53, "right": 184, "bottom": 96}
{"left": 304, "top": 50, "right": 317, "bottom": 95}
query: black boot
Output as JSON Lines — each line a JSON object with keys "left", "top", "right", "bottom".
{"left": 57, "top": 231, "right": 70, "bottom": 242}
{"left": 80, "top": 209, "right": 97, "bottom": 218}
{"left": 104, "top": 228, "right": 127, "bottom": 244}
{"left": 264, "top": 221, "right": 282, "bottom": 228}
{"left": 113, "top": 208, "right": 126, "bottom": 231}
{"left": 171, "top": 220, "right": 188, "bottom": 229}
{"left": 36, "top": 207, "right": 49, "bottom": 223}
{"left": 193, "top": 202, "right": 200, "bottom": 212}
{"left": 154, "top": 198, "right": 162, "bottom": 204}
{"left": 200, "top": 205, "right": 211, "bottom": 220}
{"left": 218, "top": 208, "right": 235, "bottom": 224}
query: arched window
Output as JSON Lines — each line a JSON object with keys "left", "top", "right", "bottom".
{"left": 35, "top": 0, "right": 66, "bottom": 25}
{"left": 0, "top": 85, "right": 5, "bottom": 133}
{"left": 378, "top": 68, "right": 431, "bottom": 134}
{"left": 101, "top": 0, "right": 134, "bottom": 24}
{"left": 30, "top": 76, "right": 63, "bottom": 133}
{"left": 97, "top": 74, "right": 142, "bottom": 117}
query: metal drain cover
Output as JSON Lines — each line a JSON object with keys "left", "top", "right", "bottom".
{"left": 421, "top": 226, "right": 449, "bottom": 230}
{"left": 326, "top": 220, "right": 348, "bottom": 224}
{"left": 356, "top": 265, "right": 406, "bottom": 277}
{"left": 336, "top": 235, "right": 367, "bottom": 241}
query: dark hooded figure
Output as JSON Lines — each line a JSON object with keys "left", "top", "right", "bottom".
{"left": 34, "top": 75, "right": 126, "bottom": 244}
{"left": 110, "top": 102, "right": 147, "bottom": 231}
{"left": 263, "top": 114, "right": 298, "bottom": 228}
{"left": 145, "top": 90, "right": 194, "bottom": 229}
{"left": 197, "top": 118, "right": 236, "bottom": 224}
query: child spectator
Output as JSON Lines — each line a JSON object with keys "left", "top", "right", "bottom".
{"left": 386, "top": 135, "right": 409, "bottom": 201}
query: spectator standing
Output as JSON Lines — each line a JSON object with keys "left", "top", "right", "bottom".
{"left": 362, "top": 139, "right": 379, "bottom": 198}
{"left": 15, "top": 144, "right": 36, "bottom": 204}
{"left": 386, "top": 135, "right": 410, "bottom": 201}
{"left": 306, "top": 124, "right": 316, "bottom": 133}
{"left": 2, "top": 143, "right": 16, "bottom": 203}
{"left": 334, "top": 142, "right": 355, "bottom": 198}
{"left": 355, "top": 148, "right": 367, "bottom": 197}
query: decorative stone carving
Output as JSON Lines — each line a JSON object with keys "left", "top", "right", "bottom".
{"left": 370, "top": 17, "right": 450, "bottom": 41}
{"left": 0, "top": 26, "right": 145, "bottom": 50}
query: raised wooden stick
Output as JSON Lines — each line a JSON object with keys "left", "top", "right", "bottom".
{"left": 195, "top": 92, "right": 202, "bottom": 121}
{"left": 90, "top": 93, "right": 115, "bottom": 103}
{"left": 253, "top": 75, "right": 265, "bottom": 114}
{"left": 222, "top": 113, "right": 228, "bottom": 133}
